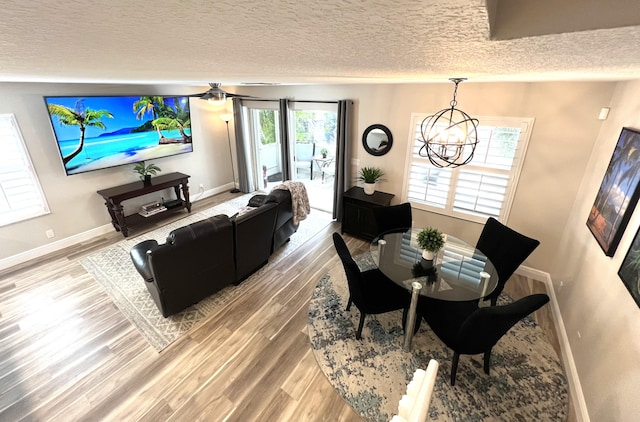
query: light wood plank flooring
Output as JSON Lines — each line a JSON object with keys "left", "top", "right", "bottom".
{"left": 0, "top": 192, "right": 573, "bottom": 421}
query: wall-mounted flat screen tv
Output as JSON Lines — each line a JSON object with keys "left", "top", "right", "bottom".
{"left": 44, "top": 95, "right": 193, "bottom": 175}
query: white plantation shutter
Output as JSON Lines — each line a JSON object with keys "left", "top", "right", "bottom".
{"left": 404, "top": 114, "right": 533, "bottom": 223}
{"left": 0, "top": 114, "right": 50, "bottom": 226}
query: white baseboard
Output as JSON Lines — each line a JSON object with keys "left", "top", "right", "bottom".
{"left": 0, "top": 186, "right": 236, "bottom": 272}
{"left": 516, "top": 266, "right": 590, "bottom": 422}
{"left": 0, "top": 224, "right": 114, "bottom": 271}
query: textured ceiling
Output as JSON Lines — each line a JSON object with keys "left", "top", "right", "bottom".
{"left": 2, "top": 0, "right": 640, "bottom": 86}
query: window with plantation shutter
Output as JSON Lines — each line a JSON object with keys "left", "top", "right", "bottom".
{"left": 0, "top": 114, "right": 50, "bottom": 226}
{"left": 403, "top": 114, "right": 534, "bottom": 223}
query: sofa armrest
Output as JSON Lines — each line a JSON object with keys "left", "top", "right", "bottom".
{"left": 130, "top": 239, "right": 159, "bottom": 282}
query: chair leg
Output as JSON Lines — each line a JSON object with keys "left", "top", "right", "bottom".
{"left": 484, "top": 349, "right": 492, "bottom": 375}
{"left": 490, "top": 296, "right": 498, "bottom": 306}
{"left": 356, "top": 312, "right": 366, "bottom": 340}
{"left": 346, "top": 296, "right": 352, "bottom": 311}
{"left": 451, "top": 352, "right": 460, "bottom": 386}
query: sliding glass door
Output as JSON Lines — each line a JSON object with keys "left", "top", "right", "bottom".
{"left": 242, "top": 100, "right": 337, "bottom": 213}
{"left": 290, "top": 104, "right": 337, "bottom": 212}
{"left": 243, "top": 102, "right": 283, "bottom": 190}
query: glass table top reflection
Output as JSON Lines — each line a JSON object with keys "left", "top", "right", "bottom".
{"left": 370, "top": 228, "right": 499, "bottom": 302}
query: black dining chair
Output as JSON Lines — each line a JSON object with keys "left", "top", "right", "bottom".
{"left": 476, "top": 217, "right": 540, "bottom": 306}
{"left": 332, "top": 232, "right": 411, "bottom": 340}
{"left": 422, "top": 293, "right": 550, "bottom": 385}
{"left": 372, "top": 202, "right": 412, "bottom": 235}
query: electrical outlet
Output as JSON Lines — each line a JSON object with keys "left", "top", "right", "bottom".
{"left": 45, "top": 229, "right": 55, "bottom": 238}
{"left": 199, "top": 183, "right": 204, "bottom": 190}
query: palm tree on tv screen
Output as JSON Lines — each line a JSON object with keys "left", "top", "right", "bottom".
{"left": 133, "top": 96, "right": 165, "bottom": 140}
{"left": 47, "top": 100, "right": 114, "bottom": 165}
{"left": 152, "top": 116, "right": 192, "bottom": 143}
{"left": 150, "top": 97, "right": 192, "bottom": 143}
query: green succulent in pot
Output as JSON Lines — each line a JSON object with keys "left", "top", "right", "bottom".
{"left": 356, "top": 166, "right": 386, "bottom": 184}
{"left": 417, "top": 226, "right": 445, "bottom": 252}
{"left": 357, "top": 166, "right": 386, "bottom": 195}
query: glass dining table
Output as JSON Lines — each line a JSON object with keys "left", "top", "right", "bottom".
{"left": 370, "top": 228, "right": 499, "bottom": 351}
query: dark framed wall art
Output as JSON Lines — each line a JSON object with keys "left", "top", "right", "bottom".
{"left": 618, "top": 226, "right": 640, "bottom": 308}
{"left": 587, "top": 127, "right": 640, "bottom": 256}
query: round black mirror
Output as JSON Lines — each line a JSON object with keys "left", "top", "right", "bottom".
{"left": 362, "top": 124, "right": 393, "bottom": 156}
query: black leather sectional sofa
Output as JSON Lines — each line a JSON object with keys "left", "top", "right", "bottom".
{"left": 130, "top": 189, "right": 299, "bottom": 317}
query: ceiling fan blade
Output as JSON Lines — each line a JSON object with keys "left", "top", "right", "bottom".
{"left": 226, "top": 93, "right": 256, "bottom": 99}
{"left": 199, "top": 91, "right": 216, "bottom": 100}
{"left": 187, "top": 83, "right": 258, "bottom": 101}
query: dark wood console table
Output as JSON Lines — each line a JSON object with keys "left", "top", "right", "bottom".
{"left": 97, "top": 172, "right": 191, "bottom": 237}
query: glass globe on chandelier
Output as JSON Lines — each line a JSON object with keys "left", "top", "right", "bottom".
{"left": 419, "top": 78, "right": 479, "bottom": 168}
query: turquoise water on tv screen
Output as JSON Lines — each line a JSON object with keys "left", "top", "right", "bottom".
{"left": 61, "top": 129, "right": 193, "bottom": 175}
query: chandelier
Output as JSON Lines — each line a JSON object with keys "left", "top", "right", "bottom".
{"left": 419, "top": 78, "right": 479, "bottom": 168}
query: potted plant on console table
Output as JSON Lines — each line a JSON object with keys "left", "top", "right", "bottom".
{"left": 417, "top": 226, "right": 445, "bottom": 260}
{"left": 133, "top": 161, "right": 162, "bottom": 185}
{"left": 357, "top": 166, "right": 386, "bottom": 195}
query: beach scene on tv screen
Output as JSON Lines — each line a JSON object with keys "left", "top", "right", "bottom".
{"left": 45, "top": 95, "right": 193, "bottom": 175}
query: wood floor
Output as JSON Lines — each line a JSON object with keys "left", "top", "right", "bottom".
{"left": 0, "top": 192, "right": 572, "bottom": 421}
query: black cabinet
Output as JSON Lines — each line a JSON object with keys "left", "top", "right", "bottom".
{"left": 341, "top": 186, "right": 394, "bottom": 240}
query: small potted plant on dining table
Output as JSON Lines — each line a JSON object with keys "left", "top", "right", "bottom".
{"left": 417, "top": 226, "right": 445, "bottom": 260}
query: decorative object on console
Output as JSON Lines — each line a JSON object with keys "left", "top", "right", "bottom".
{"left": 192, "top": 83, "right": 255, "bottom": 105}
{"left": 220, "top": 113, "right": 241, "bottom": 193}
{"left": 44, "top": 95, "right": 193, "bottom": 175}
{"left": 133, "top": 161, "right": 161, "bottom": 185}
{"left": 587, "top": 127, "right": 640, "bottom": 256}
{"left": 362, "top": 124, "right": 393, "bottom": 156}
{"left": 357, "top": 166, "right": 386, "bottom": 195}
{"left": 419, "top": 78, "right": 479, "bottom": 168}
{"left": 618, "top": 225, "right": 640, "bottom": 308}
{"left": 417, "top": 226, "right": 445, "bottom": 260}
{"left": 320, "top": 147, "right": 328, "bottom": 158}
{"left": 138, "top": 200, "right": 167, "bottom": 217}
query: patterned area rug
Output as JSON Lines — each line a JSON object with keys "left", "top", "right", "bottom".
{"left": 308, "top": 254, "right": 568, "bottom": 421}
{"left": 80, "top": 193, "right": 332, "bottom": 351}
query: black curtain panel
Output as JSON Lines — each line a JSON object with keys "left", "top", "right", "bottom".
{"left": 333, "top": 100, "right": 354, "bottom": 221}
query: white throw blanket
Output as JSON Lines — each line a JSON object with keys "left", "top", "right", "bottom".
{"left": 273, "top": 181, "right": 311, "bottom": 224}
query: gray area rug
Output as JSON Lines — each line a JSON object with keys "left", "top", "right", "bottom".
{"left": 308, "top": 254, "right": 568, "bottom": 421}
{"left": 80, "top": 193, "right": 332, "bottom": 351}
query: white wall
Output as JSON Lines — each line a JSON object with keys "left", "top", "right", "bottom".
{"left": 553, "top": 79, "right": 640, "bottom": 421}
